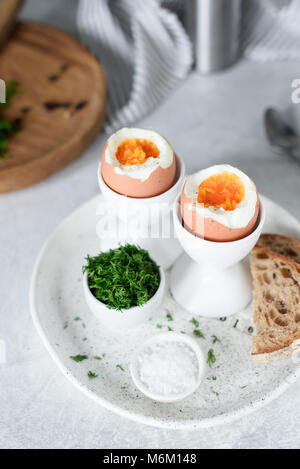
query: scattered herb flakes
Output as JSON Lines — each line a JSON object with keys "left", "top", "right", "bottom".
{"left": 63, "top": 321, "right": 68, "bottom": 329}
{"left": 11, "top": 117, "right": 22, "bottom": 131}
{"left": 83, "top": 245, "right": 160, "bottom": 311}
{"left": 43, "top": 101, "right": 71, "bottom": 111}
{"left": 94, "top": 356, "right": 102, "bottom": 361}
{"left": 167, "top": 326, "right": 173, "bottom": 331}
{"left": 74, "top": 101, "right": 88, "bottom": 112}
{"left": 207, "top": 376, "right": 217, "bottom": 381}
{"left": 20, "top": 106, "right": 30, "bottom": 114}
{"left": 70, "top": 354, "right": 88, "bottom": 362}
{"left": 166, "top": 312, "right": 173, "bottom": 322}
{"left": 74, "top": 316, "right": 81, "bottom": 321}
{"left": 116, "top": 364, "right": 124, "bottom": 371}
{"left": 190, "top": 317, "right": 199, "bottom": 328}
{"left": 241, "top": 385, "right": 248, "bottom": 389}
{"left": 82, "top": 323, "right": 86, "bottom": 328}
{"left": 0, "top": 80, "right": 21, "bottom": 159}
{"left": 193, "top": 329, "right": 205, "bottom": 339}
{"left": 48, "top": 74, "right": 59, "bottom": 82}
{"left": 156, "top": 324, "right": 162, "bottom": 329}
{"left": 88, "top": 371, "right": 98, "bottom": 379}
{"left": 102, "top": 353, "right": 105, "bottom": 358}
{"left": 212, "top": 390, "right": 219, "bottom": 397}
{"left": 212, "top": 335, "right": 221, "bottom": 344}
{"left": 207, "top": 349, "right": 216, "bottom": 367}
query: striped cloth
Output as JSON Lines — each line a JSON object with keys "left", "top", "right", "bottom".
{"left": 77, "top": 0, "right": 192, "bottom": 133}
{"left": 242, "top": 0, "right": 300, "bottom": 62}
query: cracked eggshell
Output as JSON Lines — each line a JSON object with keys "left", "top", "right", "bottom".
{"left": 101, "top": 141, "right": 176, "bottom": 199}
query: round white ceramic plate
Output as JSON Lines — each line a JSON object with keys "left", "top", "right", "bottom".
{"left": 30, "top": 194, "right": 300, "bottom": 429}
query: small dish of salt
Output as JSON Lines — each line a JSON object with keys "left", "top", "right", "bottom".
{"left": 130, "top": 332, "right": 207, "bottom": 402}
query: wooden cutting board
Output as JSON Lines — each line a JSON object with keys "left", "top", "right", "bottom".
{"left": 0, "top": 22, "right": 107, "bottom": 193}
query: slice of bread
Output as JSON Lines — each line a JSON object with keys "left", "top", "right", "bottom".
{"left": 250, "top": 242, "right": 300, "bottom": 363}
{"left": 257, "top": 233, "right": 300, "bottom": 265}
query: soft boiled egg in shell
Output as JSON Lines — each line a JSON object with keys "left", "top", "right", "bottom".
{"left": 101, "top": 128, "right": 176, "bottom": 198}
{"left": 181, "top": 165, "right": 260, "bottom": 242}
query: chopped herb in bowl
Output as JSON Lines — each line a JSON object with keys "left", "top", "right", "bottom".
{"left": 83, "top": 244, "right": 160, "bottom": 311}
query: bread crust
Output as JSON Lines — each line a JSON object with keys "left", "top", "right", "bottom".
{"left": 257, "top": 233, "right": 300, "bottom": 265}
{"left": 252, "top": 339, "right": 300, "bottom": 363}
{"left": 252, "top": 244, "right": 300, "bottom": 273}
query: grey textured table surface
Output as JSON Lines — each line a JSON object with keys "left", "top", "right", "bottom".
{"left": 1, "top": 0, "right": 300, "bottom": 449}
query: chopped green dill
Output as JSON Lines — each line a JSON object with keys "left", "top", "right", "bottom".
{"left": 116, "top": 364, "right": 124, "bottom": 371}
{"left": 82, "top": 338, "right": 87, "bottom": 341}
{"left": 94, "top": 356, "right": 102, "bottom": 360}
{"left": 70, "top": 354, "right": 88, "bottom": 362}
{"left": 212, "top": 390, "right": 219, "bottom": 397}
{"left": 63, "top": 321, "right": 68, "bottom": 329}
{"left": 156, "top": 323, "right": 163, "bottom": 329}
{"left": 102, "top": 353, "right": 105, "bottom": 357}
{"left": 207, "top": 376, "right": 217, "bottom": 381}
{"left": 190, "top": 317, "right": 199, "bottom": 328}
{"left": 193, "top": 329, "right": 205, "bottom": 339}
{"left": 168, "top": 326, "right": 173, "bottom": 331}
{"left": 212, "top": 335, "right": 221, "bottom": 344}
{"left": 241, "top": 385, "right": 248, "bottom": 389}
{"left": 88, "top": 371, "right": 98, "bottom": 379}
{"left": 74, "top": 316, "right": 81, "bottom": 321}
{"left": 166, "top": 312, "right": 173, "bottom": 321}
{"left": 83, "top": 245, "right": 160, "bottom": 310}
{"left": 207, "top": 349, "right": 216, "bottom": 367}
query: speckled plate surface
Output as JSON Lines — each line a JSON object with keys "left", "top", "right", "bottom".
{"left": 30, "top": 194, "right": 300, "bottom": 429}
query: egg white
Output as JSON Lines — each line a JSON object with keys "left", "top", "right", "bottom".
{"left": 105, "top": 128, "right": 173, "bottom": 182}
{"left": 184, "top": 165, "right": 258, "bottom": 229}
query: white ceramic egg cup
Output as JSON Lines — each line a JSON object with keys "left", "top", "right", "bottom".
{"left": 98, "top": 155, "right": 185, "bottom": 270}
{"left": 170, "top": 197, "right": 265, "bottom": 318}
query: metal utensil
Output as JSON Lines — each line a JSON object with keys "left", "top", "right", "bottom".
{"left": 185, "top": 0, "right": 241, "bottom": 74}
{"left": 264, "top": 107, "right": 300, "bottom": 158}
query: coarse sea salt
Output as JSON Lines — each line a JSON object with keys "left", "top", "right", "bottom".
{"left": 138, "top": 341, "right": 199, "bottom": 397}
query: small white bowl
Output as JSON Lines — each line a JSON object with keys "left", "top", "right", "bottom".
{"left": 130, "top": 332, "right": 207, "bottom": 402}
{"left": 98, "top": 154, "right": 185, "bottom": 222}
{"left": 83, "top": 266, "right": 165, "bottom": 329}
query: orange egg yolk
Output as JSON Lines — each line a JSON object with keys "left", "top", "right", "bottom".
{"left": 197, "top": 172, "right": 245, "bottom": 211}
{"left": 116, "top": 139, "right": 160, "bottom": 166}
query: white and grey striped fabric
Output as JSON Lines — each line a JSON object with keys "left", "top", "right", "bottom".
{"left": 242, "top": 0, "right": 300, "bottom": 62}
{"left": 77, "top": 0, "right": 192, "bottom": 133}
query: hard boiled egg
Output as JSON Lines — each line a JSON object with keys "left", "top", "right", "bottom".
{"left": 181, "top": 165, "right": 260, "bottom": 242}
{"left": 101, "top": 128, "right": 176, "bottom": 198}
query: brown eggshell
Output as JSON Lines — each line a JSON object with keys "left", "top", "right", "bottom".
{"left": 180, "top": 183, "right": 260, "bottom": 242}
{"left": 101, "top": 143, "right": 176, "bottom": 198}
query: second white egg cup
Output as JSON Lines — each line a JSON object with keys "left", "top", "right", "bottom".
{"left": 170, "top": 196, "right": 265, "bottom": 318}
{"left": 98, "top": 155, "right": 185, "bottom": 270}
